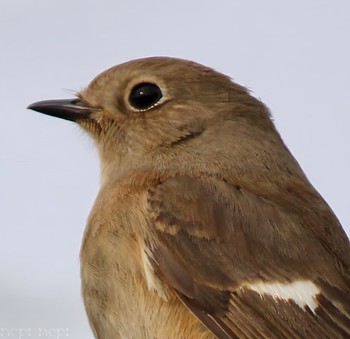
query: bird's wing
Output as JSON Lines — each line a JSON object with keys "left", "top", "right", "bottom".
{"left": 144, "top": 175, "right": 350, "bottom": 339}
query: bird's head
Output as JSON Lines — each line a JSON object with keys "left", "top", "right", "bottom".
{"left": 28, "top": 57, "right": 275, "bottom": 181}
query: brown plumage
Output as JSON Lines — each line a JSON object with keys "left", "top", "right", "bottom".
{"left": 28, "top": 57, "right": 350, "bottom": 338}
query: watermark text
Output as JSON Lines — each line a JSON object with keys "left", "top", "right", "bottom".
{"left": 0, "top": 327, "right": 69, "bottom": 338}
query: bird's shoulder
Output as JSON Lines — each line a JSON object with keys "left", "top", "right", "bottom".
{"left": 142, "top": 174, "right": 350, "bottom": 338}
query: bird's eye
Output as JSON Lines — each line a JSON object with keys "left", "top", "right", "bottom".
{"left": 129, "top": 83, "right": 163, "bottom": 110}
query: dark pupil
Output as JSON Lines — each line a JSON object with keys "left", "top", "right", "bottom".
{"left": 129, "top": 83, "right": 162, "bottom": 109}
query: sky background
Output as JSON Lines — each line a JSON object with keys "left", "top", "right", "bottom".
{"left": 1, "top": 1, "right": 349, "bottom": 338}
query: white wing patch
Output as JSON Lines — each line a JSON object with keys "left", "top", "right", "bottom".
{"left": 141, "top": 246, "right": 168, "bottom": 301}
{"left": 244, "top": 280, "right": 320, "bottom": 313}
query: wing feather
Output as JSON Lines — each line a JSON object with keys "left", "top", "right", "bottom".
{"left": 145, "top": 175, "right": 350, "bottom": 338}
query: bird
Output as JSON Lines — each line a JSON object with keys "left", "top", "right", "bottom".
{"left": 28, "top": 57, "right": 350, "bottom": 339}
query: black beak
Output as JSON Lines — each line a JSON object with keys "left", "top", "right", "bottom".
{"left": 27, "top": 98, "right": 93, "bottom": 122}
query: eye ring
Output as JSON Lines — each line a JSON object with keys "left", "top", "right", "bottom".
{"left": 128, "top": 83, "right": 163, "bottom": 110}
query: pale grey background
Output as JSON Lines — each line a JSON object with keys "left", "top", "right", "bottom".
{"left": 1, "top": 1, "right": 349, "bottom": 338}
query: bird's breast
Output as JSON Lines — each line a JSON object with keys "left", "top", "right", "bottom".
{"left": 80, "top": 186, "right": 150, "bottom": 337}
{"left": 80, "top": 185, "right": 213, "bottom": 338}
